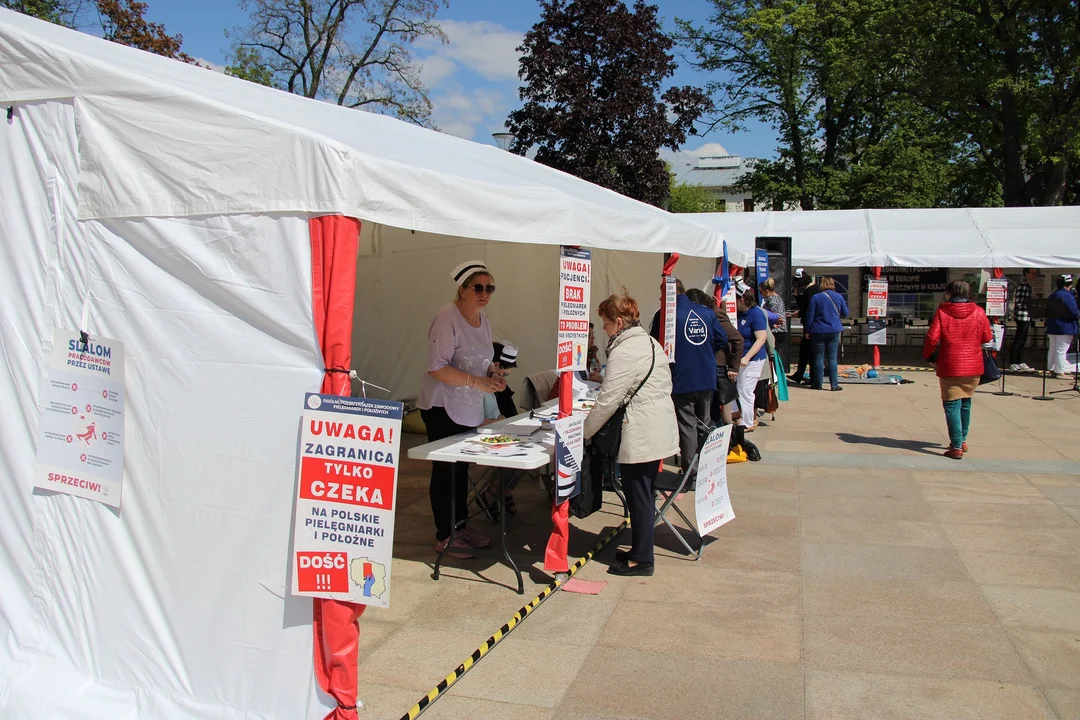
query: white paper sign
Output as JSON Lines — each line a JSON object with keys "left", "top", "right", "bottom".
{"left": 868, "top": 318, "right": 887, "bottom": 346}
{"left": 34, "top": 329, "right": 126, "bottom": 507}
{"left": 986, "top": 278, "right": 1008, "bottom": 317}
{"left": 723, "top": 286, "right": 737, "bottom": 324}
{"left": 554, "top": 414, "right": 584, "bottom": 502}
{"left": 985, "top": 323, "right": 1005, "bottom": 351}
{"left": 557, "top": 247, "right": 592, "bottom": 372}
{"left": 695, "top": 425, "right": 735, "bottom": 536}
{"left": 867, "top": 280, "right": 888, "bottom": 318}
{"left": 662, "top": 277, "right": 677, "bottom": 362}
{"left": 291, "top": 394, "right": 402, "bottom": 608}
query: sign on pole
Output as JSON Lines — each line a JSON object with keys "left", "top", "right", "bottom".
{"left": 755, "top": 249, "right": 770, "bottom": 296}
{"left": 34, "top": 329, "right": 126, "bottom": 508}
{"left": 557, "top": 247, "right": 592, "bottom": 372}
{"left": 867, "top": 279, "right": 888, "bottom": 346}
{"left": 986, "top": 278, "right": 1008, "bottom": 317}
{"left": 291, "top": 394, "right": 402, "bottom": 608}
{"left": 723, "top": 285, "right": 737, "bottom": 324}
{"left": 662, "top": 276, "right": 677, "bottom": 362}
{"left": 554, "top": 414, "right": 584, "bottom": 502}
{"left": 695, "top": 425, "right": 735, "bottom": 536}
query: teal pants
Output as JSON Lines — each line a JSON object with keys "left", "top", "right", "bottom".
{"left": 943, "top": 398, "right": 971, "bottom": 449}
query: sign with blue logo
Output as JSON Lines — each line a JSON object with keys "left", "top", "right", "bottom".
{"left": 755, "top": 249, "right": 770, "bottom": 292}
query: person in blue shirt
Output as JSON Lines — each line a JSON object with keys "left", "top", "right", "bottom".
{"left": 650, "top": 278, "right": 728, "bottom": 475}
{"left": 803, "top": 276, "right": 850, "bottom": 391}
{"left": 734, "top": 281, "right": 769, "bottom": 430}
{"left": 1046, "top": 274, "right": 1080, "bottom": 377}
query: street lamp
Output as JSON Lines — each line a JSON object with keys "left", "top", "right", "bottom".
{"left": 492, "top": 132, "right": 516, "bottom": 152}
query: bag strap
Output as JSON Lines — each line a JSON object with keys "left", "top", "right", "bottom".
{"left": 620, "top": 337, "right": 656, "bottom": 408}
{"left": 825, "top": 291, "right": 840, "bottom": 316}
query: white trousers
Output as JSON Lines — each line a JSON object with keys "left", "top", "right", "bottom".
{"left": 1047, "top": 334, "right": 1078, "bottom": 374}
{"left": 736, "top": 358, "right": 766, "bottom": 427}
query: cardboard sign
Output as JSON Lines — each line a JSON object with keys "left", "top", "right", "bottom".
{"left": 291, "top": 394, "right": 402, "bottom": 608}
{"left": 554, "top": 414, "right": 584, "bottom": 502}
{"left": 557, "top": 247, "right": 592, "bottom": 372}
{"left": 662, "top": 277, "right": 677, "bottom": 362}
{"left": 867, "top": 280, "right": 888, "bottom": 318}
{"left": 695, "top": 425, "right": 735, "bottom": 536}
{"left": 34, "top": 329, "right": 126, "bottom": 508}
{"left": 986, "top": 278, "right": 1008, "bottom": 317}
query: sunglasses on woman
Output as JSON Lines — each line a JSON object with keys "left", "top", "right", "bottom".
{"left": 470, "top": 284, "right": 496, "bottom": 294}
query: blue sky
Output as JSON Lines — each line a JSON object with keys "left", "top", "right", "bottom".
{"left": 147, "top": 0, "right": 777, "bottom": 160}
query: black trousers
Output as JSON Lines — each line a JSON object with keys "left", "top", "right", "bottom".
{"left": 672, "top": 390, "right": 713, "bottom": 475}
{"left": 420, "top": 407, "right": 472, "bottom": 541}
{"left": 622, "top": 460, "right": 660, "bottom": 564}
{"left": 792, "top": 334, "right": 811, "bottom": 380}
{"left": 1009, "top": 321, "right": 1030, "bottom": 366}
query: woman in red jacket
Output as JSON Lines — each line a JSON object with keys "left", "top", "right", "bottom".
{"left": 923, "top": 280, "right": 993, "bottom": 459}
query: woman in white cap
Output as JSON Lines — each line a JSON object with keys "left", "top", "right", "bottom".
{"left": 417, "top": 261, "right": 506, "bottom": 558}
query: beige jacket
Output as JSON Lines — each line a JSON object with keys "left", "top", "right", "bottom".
{"left": 583, "top": 326, "right": 679, "bottom": 465}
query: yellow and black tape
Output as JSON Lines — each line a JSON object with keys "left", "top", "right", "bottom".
{"left": 398, "top": 517, "right": 631, "bottom": 720}
{"left": 878, "top": 365, "right": 934, "bottom": 373}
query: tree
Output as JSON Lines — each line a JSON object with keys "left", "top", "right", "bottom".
{"left": 668, "top": 174, "right": 727, "bottom": 213}
{"left": 230, "top": 0, "right": 446, "bottom": 125}
{"left": 96, "top": 0, "right": 193, "bottom": 61}
{"left": 508, "top": 0, "right": 712, "bottom": 207}
{"left": 1, "top": 0, "right": 74, "bottom": 24}
{"left": 225, "top": 46, "right": 276, "bottom": 87}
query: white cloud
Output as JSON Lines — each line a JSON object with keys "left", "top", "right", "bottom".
{"left": 418, "top": 55, "right": 457, "bottom": 86}
{"left": 194, "top": 57, "right": 226, "bottom": 73}
{"left": 430, "top": 86, "right": 511, "bottom": 141}
{"left": 417, "top": 20, "right": 523, "bottom": 82}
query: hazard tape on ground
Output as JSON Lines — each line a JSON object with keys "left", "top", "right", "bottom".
{"left": 878, "top": 365, "right": 935, "bottom": 372}
{"left": 398, "top": 517, "right": 630, "bottom": 720}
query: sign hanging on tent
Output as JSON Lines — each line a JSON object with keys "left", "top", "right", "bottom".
{"left": 290, "top": 394, "right": 402, "bottom": 608}
{"left": 755, "top": 249, "right": 770, "bottom": 294}
{"left": 662, "top": 277, "right": 677, "bottom": 361}
{"left": 695, "top": 425, "right": 735, "bottom": 536}
{"left": 34, "top": 329, "right": 126, "bottom": 508}
{"left": 554, "top": 414, "right": 584, "bottom": 502}
{"left": 557, "top": 247, "right": 592, "bottom": 372}
{"left": 986, "top": 278, "right": 1008, "bottom": 317}
{"left": 724, "top": 285, "right": 737, "bottom": 324}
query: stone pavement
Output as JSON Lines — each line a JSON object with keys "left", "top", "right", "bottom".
{"left": 358, "top": 370, "right": 1080, "bottom": 719}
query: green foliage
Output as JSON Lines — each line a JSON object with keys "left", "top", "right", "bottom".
{"left": 224, "top": 47, "right": 275, "bottom": 87}
{"left": 1, "top": 0, "right": 74, "bottom": 25}
{"left": 668, "top": 175, "right": 727, "bottom": 213}
{"left": 509, "top": 0, "right": 713, "bottom": 207}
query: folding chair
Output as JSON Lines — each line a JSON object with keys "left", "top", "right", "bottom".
{"left": 653, "top": 453, "right": 704, "bottom": 559}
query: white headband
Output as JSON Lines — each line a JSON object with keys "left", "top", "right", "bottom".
{"left": 451, "top": 260, "right": 489, "bottom": 285}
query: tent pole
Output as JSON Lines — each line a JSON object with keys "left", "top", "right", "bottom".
{"left": 872, "top": 266, "right": 882, "bottom": 368}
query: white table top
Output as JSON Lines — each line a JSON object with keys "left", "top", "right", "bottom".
{"left": 408, "top": 401, "right": 582, "bottom": 470}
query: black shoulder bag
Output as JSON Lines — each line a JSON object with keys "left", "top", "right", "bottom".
{"left": 590, "top": 338, "right": 656, "bottom": 460}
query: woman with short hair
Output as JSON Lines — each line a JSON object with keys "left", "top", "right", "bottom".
{"left": 584, "top": 292, "right": 678, "bottom": 577}
{"left": 803, "top": 276, "right": 849, "bottom": 391}
{"left": 923, "top": 280, "right": 992, "bottom": 459}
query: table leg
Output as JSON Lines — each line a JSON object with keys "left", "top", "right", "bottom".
{"left": 499, "top": 469, "right": 524, "bottom": 594}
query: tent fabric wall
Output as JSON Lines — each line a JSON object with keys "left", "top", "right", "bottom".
{"left": 0, "top": 9, "right": 747, "bottom": 267}
{"left": 693, "top": 207, "right": 1080, "bottom": 268}
{"left": 0, "top": 101, "right": 330, "bottom": 720}
{"left": 349, "top": 226, "right": 727, "bottom": 403}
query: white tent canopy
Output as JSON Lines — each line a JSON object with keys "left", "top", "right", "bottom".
{"left": 0, "top": 9, "right": 742, "bottom": 720}
{"left": 0, "top": 8, "right": 750, "bottom": 266}
{"left": 692, "top": 207, "right": 1080, "bottom": 268}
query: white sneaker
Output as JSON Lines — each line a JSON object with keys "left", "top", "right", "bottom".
{"left": 1009, "top": 364, "right": 1021, "bottom": 372}
{"left": 1020, "top": 363, "right": 1034, "bottom": 372}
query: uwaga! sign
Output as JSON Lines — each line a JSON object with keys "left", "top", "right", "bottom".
{"left": 557, "top": 247, "right": 592, "bottom": 372}
{"left": 290, "top": 394, "right": 402, "bottom": 608}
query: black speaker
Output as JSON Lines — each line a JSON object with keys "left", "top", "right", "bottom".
{"left": 755, "top": 236, "right": 793, "bottom": 370}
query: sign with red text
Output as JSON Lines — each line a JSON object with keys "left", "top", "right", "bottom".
{"left": 557, "top": 247, "right": 592, "bottom": 371}
{"left": 986, "top": 278, "right": 1008, "bottom": 317}
{"left": 34, "top": 329, "right": 126, "bottom": 508}
{"left": 723, "top": 285, "right": 737, "bottom": 324}
{"left": 662, "top": 277, "right": 677, "bottom": 362}
{"left": 290, "top": 394, "right": 402, "bottom": 608}
{"left": 867, "top": 280, "right": 888, "bottom": 318}
{"left": 695, "top": 425, "right": 735, "bottom": 536}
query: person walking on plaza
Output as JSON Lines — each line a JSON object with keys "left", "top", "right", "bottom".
{"left": 1008, "top": 268, "right": 1036, "bottom": 372}
{"left": 735, "top": 282, "right": 769, "bottom": 430}
{"left": 417, "top": 260, "right": 505, "bottom": 558}
{"left": 1046, "top": 274, "right": 1080, "bottom": 377}
{"left": 923, "top": 280, "right": 992, "bottom": 460}
{"left": 586, "top": 293, "right": 678, "bottom": 577}
{"left": 650, "top": 279, "right": 727, "bottom": 476}
{"left": 803, "top": 276, "right": 849, "bottom": 391}
{"left": 788, "top": 270, "right": 817, "bottom": 384}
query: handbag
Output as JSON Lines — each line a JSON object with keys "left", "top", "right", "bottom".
{"left": 571, "top": 450, "right": 608, "bottom": 519}
{"left": 979, "top": 348, "right": 1002, "bottom": 385}
{"left": 591, "top": 338, "right": 656, "bottom": 459}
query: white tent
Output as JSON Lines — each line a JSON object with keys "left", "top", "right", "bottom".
{"left": 0, "top": 9, "right": 741, "bottom": 720}
{"left": 692, "top": 207, "right": 1080, "bottom": 268}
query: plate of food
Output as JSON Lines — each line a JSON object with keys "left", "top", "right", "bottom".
{"left": 468, "top": 434, "right": 523, "bottom": 448}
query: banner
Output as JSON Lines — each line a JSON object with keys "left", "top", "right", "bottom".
{"left": 861, "top": 267, "right": 947, "bottom": 293}
{"left": 867, "top": 280, "right": 888, "bottom": 318}
{"left": 554, "top": 414, "right": 584, "bottom": 502}
{"left": 557, "top": 247, "right": 592, "bottom": 372}
{"left": 695, "top": 425, "right": 735, "bottom": 536}
{"left": 662, "top": 276, "right": 677, "bottom": 362}
{"left": 34, "top": 329, "right": 126, "bottom": 508}
{"left": 291, "top": 394, "right": 402, "bottom": 608}
{"left": 723, "top": 285, "right": 737, "bottom": 324}
{"left": 986, "top": 278, "right": 1008, "bottom": 317}
{"left": 755, "top": 249, "right": 769, "bottom": 295}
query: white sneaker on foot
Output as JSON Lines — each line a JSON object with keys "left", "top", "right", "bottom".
{"left": 1009, "top": 364, "right": 1021, "bottom": 372}
{"left": 1020, "top": 363, "right": 1034, "bottom": 372}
